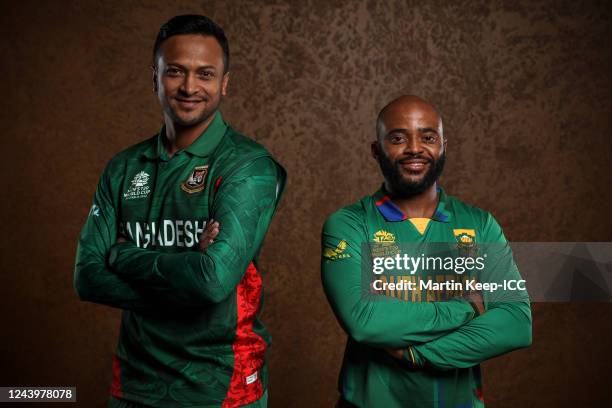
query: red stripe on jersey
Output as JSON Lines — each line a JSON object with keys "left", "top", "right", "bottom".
{"left": 110, "top": 354, "right": 123, "bottom": 398}
{"left": 214, "top": 176, "right": 223, "bottom": 194}
{"left": 375, "top": 195, "right": 390, "bottom": 206}
{"left": 222, "top": 262, "right": 266, "bottom": 408}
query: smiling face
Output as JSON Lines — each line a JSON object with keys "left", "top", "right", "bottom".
{"left": 154, "top": 34, "right": 229, "bottom": 128}
{"left": 372, "top": 96, "right": 447, "bottom": 198}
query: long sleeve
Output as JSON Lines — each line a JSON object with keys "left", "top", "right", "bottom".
{"left": 108, "top": 157, "right": 283, "bottom": 305}
{"left": 411, "top": 213, "right": 532, "bottom": 370}
{"left": 74, "top": 164, "right": 155, "bottom": 312}
{"left": 321, "top": 209, "right": 477, "bottom": 348}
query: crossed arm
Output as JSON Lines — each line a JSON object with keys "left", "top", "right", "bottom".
{"left": 74, "top": 157, "right": 281, "bottom": 311}
{"left": 321, "top": 210, "right": 532, "bottom": 370}
{"left": 321, "top": 209, "right": 478, "bottom": 347}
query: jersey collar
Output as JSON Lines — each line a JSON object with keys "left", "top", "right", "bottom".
{"left": 373, "top": 185, "right": 451, "bottom": 223}
{"left": 143, "top": 111, "right": 228, "bottom": 160}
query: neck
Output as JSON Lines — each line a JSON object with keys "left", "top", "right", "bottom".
{"left": 385, "top": 182, "right": 439, "bottom": 218}
{"left": 163, "top": 112, "right": 216, "bottom": 157}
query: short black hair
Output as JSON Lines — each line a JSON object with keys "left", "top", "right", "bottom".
{"left": 153, "top": 14, "right": 230, "bottom": 73}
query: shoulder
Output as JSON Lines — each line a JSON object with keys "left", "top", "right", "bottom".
{"left": 104, "top": 134, "right": 157, "bottom": 175}
{"left": 445, "top": 191, "right": 506, "bottom": 242}
{"left": 323, "top": 198, "right": 369, "bottom": 236}
{"left": 223, "top": 127, "right": 275, "bottom": 158}
{"left": 216, "top": 126, "right": 286, "bottom": 180}
{"left": 446, "top": 193, "right": 490, "bottom": 222}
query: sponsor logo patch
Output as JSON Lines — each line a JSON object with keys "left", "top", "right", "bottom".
{"left": 124, "top": 171, "right": 151, "bottom": 200}
{"left": 181, "top": 165, "right": 208, "bottom": 194}
{"left": 371, "top": 229, "right": 400, "bottom": 257}
{"left": 323, "top": 240, "right": 351, "bottom": 260}
{"left": 89, "top": 204, "right": 100, "bottom": 217}
{"left": 245, "top": 371, "right": 258, "bottom": 385}
{"left": 373, "top": 230, "right": 395, "bottom": 243}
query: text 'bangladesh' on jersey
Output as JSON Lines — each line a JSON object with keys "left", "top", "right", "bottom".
{"left": 75, "top": 112, "right": 286, "bottom": 408}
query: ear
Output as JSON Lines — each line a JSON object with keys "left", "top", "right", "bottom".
{"left": 371, "top": 140, "right": 380, "bottom": 160}
{"left": 151, "top": 65, "right": 158, "bottom": 93}
{"left": 221, "top": 72, "right": 230, "bottom": 96}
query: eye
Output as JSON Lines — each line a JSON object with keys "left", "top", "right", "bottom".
{"left": 165, "top": 67, "right": 182, "bottom": 77}
{"left": 198, "top": 70, "right": 215, "bottom": 79}
{"left": 422, "top": 134, "right": 438, "bottom": 143}
{"left": 388, "top": 134, "right": 405, "bottom": 144}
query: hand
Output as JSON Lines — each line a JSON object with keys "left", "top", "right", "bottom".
{"left": 198, "top": 219, "right": 220, "bottom": 251}
{"left": 385, "top": 347, "right": 418, "bottom": 367}
{"left": 385, "top": 348, "right": 404, "bottom": 360}
{"left": 465, "top": 291, "right": 485, "bottom": 316}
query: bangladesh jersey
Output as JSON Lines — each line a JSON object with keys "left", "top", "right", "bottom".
{"left": 321, "top": 187, "right": 531, "bottom": 408}
{"left": 74, "top": 111, "right": 286, "bottom": 408}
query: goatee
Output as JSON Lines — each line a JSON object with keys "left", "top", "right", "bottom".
{"left": 377, "top": 150, "right": 446, "bottom": 198}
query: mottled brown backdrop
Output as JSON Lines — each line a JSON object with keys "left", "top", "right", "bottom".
{"left": 1, "top": 0, "right": 611, "bottom": 407}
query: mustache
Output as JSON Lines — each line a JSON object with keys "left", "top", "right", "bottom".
{"left": 397, "top": 155, "right": 433, "bottom": 164}
{"left": 176, "top": 92, "right": 207, "bottom": 101}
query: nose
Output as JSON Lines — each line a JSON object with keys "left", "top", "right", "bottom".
{"left": 404, "top": 134, "right": 423, "bottom": 155}
{"left": 180, "top": 73, "right": 197, "bottom": 95}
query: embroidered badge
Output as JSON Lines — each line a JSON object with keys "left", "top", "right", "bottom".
{"left": 89, "top": 204, "right": 100, "bottom": 217}
{"left": 373, "top": 230, "right": 395, "bottom": 243}
{"left": 454, "top": 229, "right": 477, "bottom": 257}
{"left": 371, "top": 230, "right": 400, "bottom": 258}
{"left": 323, "top": 240, "right": 351, "bottom": 260}
{"left": 124, "top": 171, "right": 151, "bottom": 200}
{"left": 181, "top": 165, "right": 208, "bottom": 194}
{"left": 453, "top": 229, "right": 476, "bottom": 247}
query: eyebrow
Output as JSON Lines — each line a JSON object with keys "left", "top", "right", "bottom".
{"left": 418, "top": 127, "right": 439, "bottom": 134}
{"left": 165, "top": 62, "right": 218, "bottom": 71}
{"left": 386, "top": 127, "right": 439, "bottom": 135}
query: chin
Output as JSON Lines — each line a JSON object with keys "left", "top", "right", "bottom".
{"left": 401, "top": 175, "right": 426, "bottom": 185}
{"left": 173, "top": 113, "right": 207, "bottom": 127}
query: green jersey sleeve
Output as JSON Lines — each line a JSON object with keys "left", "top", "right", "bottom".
{"left": 321, "top": 208, "right": 477, "bottom": 348}
{"left": 411, "top": 213, "right": 532, "bottom": 370}
{"left": 107, "top": 157, "right": 282, "bottom": 305}
{"left": 74, "top": 164, "right": 155, "bottom": 312}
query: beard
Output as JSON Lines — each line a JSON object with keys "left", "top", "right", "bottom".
{"left": 377, "top": 149, "right": 446, "bottom": 198}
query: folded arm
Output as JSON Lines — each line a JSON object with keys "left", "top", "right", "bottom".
{"left": 321, "top": 210, "right": 477, "bottom": 348}
{"left": 390, "top": 215, "right": 532, "bottom": 370}
{"left": 108, "top": 157, "right": 282, "bottom": 305}
{"left": 74, "top": 164, "right": 157, "bottom": 312}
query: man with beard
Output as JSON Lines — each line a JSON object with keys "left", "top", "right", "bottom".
{"left": 321, "top": 95, "right": 531, "bottom": 408}
{"left": 74, "top": 15, "right": 285, "bottom": 408}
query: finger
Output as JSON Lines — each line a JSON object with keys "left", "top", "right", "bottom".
{"left": 201, "top": 225, "right": 219, "bottom": 238}
{"left": 209, "top": 226, "right": 220, "bottom": 239}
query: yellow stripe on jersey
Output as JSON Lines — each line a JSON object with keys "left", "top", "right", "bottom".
{"left": 453, "top": 229, "right": 476, "bottom": 237}
{"left": 409, "top": 218, "right": 430, "bottom": 235}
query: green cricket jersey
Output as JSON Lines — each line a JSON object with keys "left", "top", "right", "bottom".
{"left": 321, "top": 187, "right": 531, "bottom": 408}
{"left": 74, "top": 112, "right": 286, "bottom": 408}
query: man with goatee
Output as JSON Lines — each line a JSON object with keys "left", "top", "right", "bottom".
{"left": 321, "top": 95, "right": 531, "bottom": 408}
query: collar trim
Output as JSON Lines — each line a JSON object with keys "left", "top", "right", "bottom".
{"left": 373, "top": 186, "right": 451, "bottom": 223}
{"left": 142, "top": 111, "right": 227, "bottom": 160}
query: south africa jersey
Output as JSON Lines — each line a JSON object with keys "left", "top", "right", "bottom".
{"left": 321, "top": 187, "right": 531, "bottom": 408}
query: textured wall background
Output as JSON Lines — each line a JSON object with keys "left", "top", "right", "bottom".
{"left": 1, "top": 0, "right": 611, "bottom": 407}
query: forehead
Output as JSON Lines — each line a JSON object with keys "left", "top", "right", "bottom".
{"left": 157, "top": 34, "right": 223, "bottom": 66}
{"left": 380, "top": 102, "right": 441, "bottom": 132}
